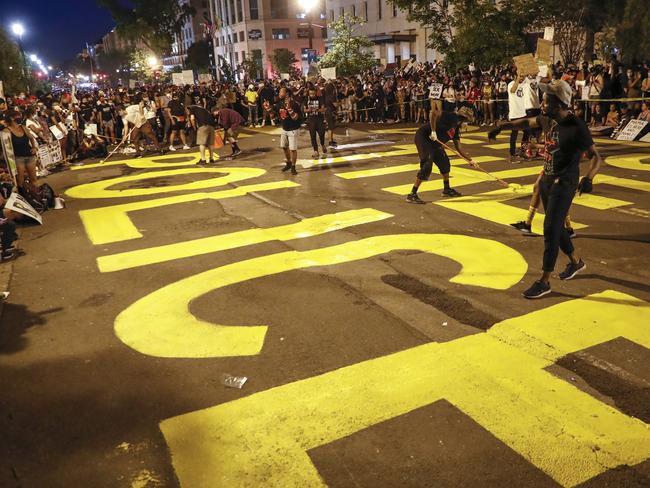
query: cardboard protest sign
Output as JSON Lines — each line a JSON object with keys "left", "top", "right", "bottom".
{"left": 428, "top": 83, "right": 443, "bottom": 99}
{"left": 181, "top": 70, "right": 195, "bottom": 85}
{"left": 85, "top": 123, "right": 98, "bottom": 135}
{"left": 536, "top": 39, "right": 553, "bottom": 64}
{"left": 280, "top": 73, "right": 290, "bottom": 80}
{"left": 513, "top": 54, "right": 540, "bottom": 76}
{"left": 0, "top": 130, "right": 17, "bottom": 186}
{"left": 37, "top": 142, "right": 63, "bottom": 167}
{"left": 49, "top": 125, "right": 66, "bottom": 141}
{"left": 544, "top": 26, "right": 554, "bottom": 41}
{"left": 321, "top": 67, "right": 336, "bottom": 80}
{"left": 172, "top": 73, "right": 184, "bottom": 86}
{"left": 198, "top": 73, "right": 213, "bottom": 83}
{"left": 616, "top": 120, "right": 648, "bottom": 141}
{"left": 5, "top": 191, "right": 42, "bottom": 224}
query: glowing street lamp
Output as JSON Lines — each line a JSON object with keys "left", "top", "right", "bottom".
{"left": 11, "top": 22, "right": 25, "bottom": 38}
{"left": 298, "top": 0, "right": 317, "bottom": 51}
{"left": 147, "top": 56, "right": 159, "bottom": 68}
{"left": 29, "top": 53, "right": 37, "bottom": 62}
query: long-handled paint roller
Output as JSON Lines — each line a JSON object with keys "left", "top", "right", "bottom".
{"left": 101, "top": 126, "right": 135, "bottom": 164}
{"left": 438, "top": 140, "right": 521, "bottom": 191}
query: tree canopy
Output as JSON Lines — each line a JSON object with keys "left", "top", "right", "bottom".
{"left": 318, "top": 14, "right": 376, "bottom": 76}
{"left": 269, "top": 48, "right": 301, "bottom": 78}
{"left": 0, "top": 27, "right": 27, "bottom": 94}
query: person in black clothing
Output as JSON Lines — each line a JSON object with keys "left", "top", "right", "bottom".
{"left": 259, "top": 82, "right": 276, "bottom": 127}
{"left": 323, "top": 81, "right": 338, "bottom": 147}
{"left": 304, "top": 87, "right": 327, "bottom": 159}
{"left": 488, "top": 80, "right": 602, "bottom": 299}
{"left": 166, "top": 93, "right": 189, "bottom": 151}
{"left": 263, "top": 87, "right": 302, "bottom": 175}
{"left": 96, "top": 95, "right": 115, "bottom": 143}
{"left": 407, "top": 105, "right": 476, "bottom": 203}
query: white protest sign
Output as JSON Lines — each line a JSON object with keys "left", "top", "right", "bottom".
{"left": 172, "top": 73, "right": 184, "bottom": 86}
{"left": 198, "top": 73, "right": 213, "bottom": 83}
{"left": 616, "top": 120, "right": 648, "bottom": 141}
{"left": 0, "top": 129, "right": 17, "bottom": 186}
{"left": 37, "top": 142, "right": 63, "bottom": 168}
{"left": 5, "top": 191, "right": 42, "bottom": 224}
{"left": 321, "top": 67, "right": 336, "bottom": 80}
{"left": 280, "top": 73, "right": 290, "bottom": 80}
{"left": 544, "top": 26, "right": 554, "bottom": 41}
{"left": 129, "top": 79, "right": 137, "bottom": 89}
{"left": 181, "top": 70, "right": 195, "bottom": 85}
{"left": 85, "top": 123, "right": 98, "bottom": 135}
{"left": 428, "top": 83, "right": 443, "bottom": 99}
{"left": 49, "top": 125, "right": 66, "bottom": 140}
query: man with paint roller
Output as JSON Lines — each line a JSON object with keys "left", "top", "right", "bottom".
{"left": 487, "top": 79, "right": 602, "bottom": 299}
{"left": 406, "top": 105, "right": 477, "bottom": 203}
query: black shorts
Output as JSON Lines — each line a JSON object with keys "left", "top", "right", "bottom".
{"left": 171, "top": 118, "right": 185, "bottom": 131}
{"left": 415, "top": 133, "right": 451, "bottom": 180}
{"left": 325, "top": 108, "right": 336, "bottom": 130}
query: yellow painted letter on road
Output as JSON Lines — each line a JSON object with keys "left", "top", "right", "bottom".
{"left": 80, "top": 181, "right": 299, "bottom": 245}
{"left": 160, "top": 290, "right": 650, "bottom": 488}
{"left": 605, "top": 153, "right": 650, "bottom": 172}
{"left": 71, "top": 151, "right": 204, "bottom": 170}
{"left": 115, "top": 234, "right": 526, "bottom": 358}
{"left": 65, "top": 167, "right": 265, "bottom": 199}
{"left": 98, "top": 208, "right": 393, "bottom": 272}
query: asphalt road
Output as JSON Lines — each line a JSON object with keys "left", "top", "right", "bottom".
{"left": 1, "top": 123, "right": 649, "bottom": 488}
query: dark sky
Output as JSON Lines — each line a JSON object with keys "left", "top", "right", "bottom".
{"left": 4, "top": 0, "right": 116, "bottom": 66}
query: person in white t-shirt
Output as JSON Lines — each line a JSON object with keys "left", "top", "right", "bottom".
{"left": 507, "top": 71, "right": 527, "bottom": 162}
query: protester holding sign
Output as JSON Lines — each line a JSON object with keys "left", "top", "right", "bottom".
{"left": 2, "top": 114, "right": 39, "bottom": 191}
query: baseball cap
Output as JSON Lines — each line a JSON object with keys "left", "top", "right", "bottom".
{"left": 539, "top": 79, "right": 572, "bottom": 107}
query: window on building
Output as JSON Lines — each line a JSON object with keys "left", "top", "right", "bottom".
{"left": 237, "top": 0, "right": 243, "bottom": 23}
{"left": 351, "top": 4, "right": 356, "bottom": 16}
{"left": 297, "top": 27, "right": 310, "bottom": 38}
{"left": 240, "top": 31, "right": 245, "bottom": 41}
{"left": 235, "top": 51, "right": 239, "bottom": 62}
{"left": 443, "top": 0, "right": 449, "bottom": 8}
{"left": 270, "top": 0, "right": 288, "bottom": 18}
{"left": 321, "top": 26, "right": 327, "bottom": 38}
{"left": 229, "top": 0, "right": 236, "bottom": 23}
{"left": 364, "top": 1, "right": 368, "bottom": 20}
{"left": 330, "top": 9, "right": 334, "bottom": 21}
{"left": 272, "top": 28, "right": 291, "bottom": 39}
{"left": 339, "top": 6, "right": 344, "bottom": 17}
{"left": 377, "top": 0, "right": 382, "bottom": 19}
{"left": 392, "top": 2, "right": 397, "bottom": 16}
{"left": 250, "top": 0, "right": 259, "bottom": 19}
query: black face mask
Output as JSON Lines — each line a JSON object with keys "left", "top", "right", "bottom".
{"left": 14, "top": 118, "right": 23, "bottom": 125}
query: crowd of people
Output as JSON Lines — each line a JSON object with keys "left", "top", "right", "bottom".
{"left": 0, "top": 55, "right": 647, "bottom": 267}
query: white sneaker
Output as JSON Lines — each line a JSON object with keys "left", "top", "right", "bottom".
{"left": 271, "top": 121, "right": 276, "bottom": 126}
{"left": 169, "top": 145, "right": 176, "bottom": 151}
{"left": 182, "top": 145, "right": 190, "bottom": 150}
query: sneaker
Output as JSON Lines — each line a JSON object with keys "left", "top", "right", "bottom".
{"left": 281, "top": 161, "right": 292, "bottom": 172}
{"left": 271, "top": 121, "right": 276, "bottom": 126}
{"left": 208, "top": 159, "right": 216, "bottom": 165}
{"left": 197, "top": 159, "right": 206, "bottom": 165}
{"left": 290, "top": 166, "right": 298, "bottom": 175}
{"left": 523, "top": 280, "right": 551, "bottom": 299}
{"left": 510, "top": 221, "right": 533, "bottom": 234}
{"left": 508, "top": 155, "right": 522, "bottom": 164}
{"left": 322, "top": 147, "right": 328, "bottom": 155}
{"left": 312, "top": 151, "right": 320, "bottom": 159}
{"left": 559, "top": 259, "right": 586, "bottom": 280}
{"left": 406, "top": 193, "right": 425, "bottom": 204}
{"left": 441, "top": 187, "right": 462, "bottom": 197}
{"left": 329, "top": 140, "right": 338, "bottom": 147}
{"left": 232, "top": 149, "right": 242, "bottom": 157}
{"left": 182, "top": 145, "right": 190, "bottom": 150}
{"left": 169, "top": 145, "right": 176, "bottom": 151}
{"left": 566, "top": 227, "right": 576, "bottom": 239}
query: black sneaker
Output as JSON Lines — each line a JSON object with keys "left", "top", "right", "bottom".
{"left": 281, "top": 162, "right": 292, "bottom": 172}
{"left": 232, "top": 149, "right": 242, "bottom": 157}
{"left": 290, "top": 166, "right": 298, "bottom": 175}
{"left": 197, "top": 159, "right": 206, "bottom": 165}
{"left": 441, "top": 187, "right": 462, "bottom": 197}
{"left": 559, "top": 260, "right": 586, "bottom": 280}
{"left": 511, "top": 221, "right": 533, "bottom": 234}
{"left": 523, "top": 280, "right": 551, "bottom": 299}
{"left": 329, "top": 140, "right": 338, "bottom": 147}
{"left": 208, "top": 159, "right": 216, "bottom": 165}
{"left": 566, "top": 227, "right": 576, "bottom": 239}
{"left": 406, "top": 193, "right": 425, "bottom": 204}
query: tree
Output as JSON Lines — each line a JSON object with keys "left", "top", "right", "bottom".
{"left": 615, "top": 0, "right": 650, "bottom": 63}
{"left": 97, "top": 49, "right": 131, "bottom": 83}
{"left": 185, "top": 40, "right": 211, "bottom": 72}
{"left": 390, "top": 0, "right": 529, "bottom": 70}
{"left": 318, "top": 14, "right": 375, "bottom": 76}
{"left": 98, "top": 0, "right": 194, "bottom": 55}
{"left": 218, "top": 55, "right": 236, "bottom": 83}
{"left": 269, "top": 48, "right": 301, "bottom": 78}
{"left": 129, "top": 49, "right": 156, "bottom": 81}
{"left": 238, "top": 54, "right": 262, "bottom": 82}
{"left": 0, "top": 26, "right": 27, "bottom": 94}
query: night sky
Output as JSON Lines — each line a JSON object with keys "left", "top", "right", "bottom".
{"left": 4, "top": 0, "right": 116, "bottom": 67}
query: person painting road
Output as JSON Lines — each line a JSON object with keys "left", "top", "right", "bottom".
{"left": 187, "top": 104, "right": 217, "bottom": 165}
{"left": 407, "top": 105, "right": 476, "bottom": 203}
{"left": 212, "top": 107, "right": 244, "bottom": 159}
{"left": 488, "top": 80, "right": 602, "bottom": 299}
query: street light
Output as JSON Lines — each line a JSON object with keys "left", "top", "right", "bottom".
{"left": 11, "top": 22, "right": 25, "bottom": 38}
{"left": 298, "top": 0, "right": 317, "bottom": 52}
{"left": 29, "top": 53, "right": 37, "bottom": 62}
{"left": 10, "top": 22, "right": 29, "bottom": 92}
{"left": 147, "top": 56, "right": 159, "bottom": 68}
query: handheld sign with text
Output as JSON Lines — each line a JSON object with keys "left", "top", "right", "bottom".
{"left": 428, "top": 83, "right": 443, "bottom": 99}
{"left": 5, "top": 191, "right": 43, "bottom": 224}
{"left": 513, "top": 54, "right": 540, "bottom": 77}
{"left": 616, "top": 120, "right": 648, "bottom": 141}
{"left": 536, "top": 39, "right": 553, "bottom": 64}
{"left": 321, "top": 67, "right": 337, "bottom": 80}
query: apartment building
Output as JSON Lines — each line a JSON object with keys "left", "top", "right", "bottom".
{"left": 165, "top": 0, "right": 211, "bottom": 68}
{"left": 210, "top": 0, "right": 327, "bottom": 79}
{"left": 324, "top": 0, "right": 439, "bottom": 65}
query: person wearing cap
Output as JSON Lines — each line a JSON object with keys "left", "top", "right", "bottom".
{"left": 407, "top": 105, "right": 477, "bottom": 203}
{"left": 488, "top": 79, "right": 602, "bottom": 299}
{"left": 244, "top": 84, "right": 260, "bottom": 127}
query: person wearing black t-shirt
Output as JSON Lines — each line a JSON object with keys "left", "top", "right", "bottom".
{"left": 488, "top": 79, "right": 602, "bottom": 299}
{"left": 96, "top": 96, "right": 115, "bottom": 143}
{"left": 304, "top": 87, "right": 327, "bottom": 159}
{"left": 263, "top": 87, "right": 302, "bottom": 175}
{"left": 166, "top": 93, "right": 190, "bottom": 151}
{"left": 407, "top": 105, "right": 476, "bottom": 204}
{"left": 187, "top": 104, "right": 216, "bottom": 164}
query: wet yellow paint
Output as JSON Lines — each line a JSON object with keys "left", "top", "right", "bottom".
{"left": 604, "top": 153, "right": 650, "bottom": 172}
{"left": 81, "top": 181, "right": 298, "bottom": 245}
{"left": 114, "top": 234, "right": 526, "bottom": 358}
{"left": 336, "top": 156, "right": 504, "bottom": 180}
{"left": 71, "top": 152, "right": 204, "bottom": 170}
{"left": 485, "top": 142, "right": 512, "bottom": 150}
{"left": 299, "top": 145, "right": 419, "bottom": 168}
{"left": 98, "top": 208, "right": 393, "bottom": 272}
{"left": 596, "top": 175, "right": 650, "bottom": 193}
{"left": 66, "top": 167, "right": 265, "bottom": 199}
{"left": 160, "top": 290, "right": 650, "bottom": 488}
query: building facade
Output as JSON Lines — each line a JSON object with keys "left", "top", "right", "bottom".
{"left": 324, "top": 0, "right": 439, "bottom": 66}
{"left": 165, "top": 0, "right": 211, "bottom": 69}
{"left": 209, "top": 0, "right": 327, "bottom": 80}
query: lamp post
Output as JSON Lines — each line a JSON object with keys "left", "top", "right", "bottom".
{"left": 10, "top": 22, "right": 29, "bottom": 91}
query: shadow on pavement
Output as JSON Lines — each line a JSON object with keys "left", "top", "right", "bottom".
{"left": 0, "top": 304, "right": 62, "bottom": 354}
